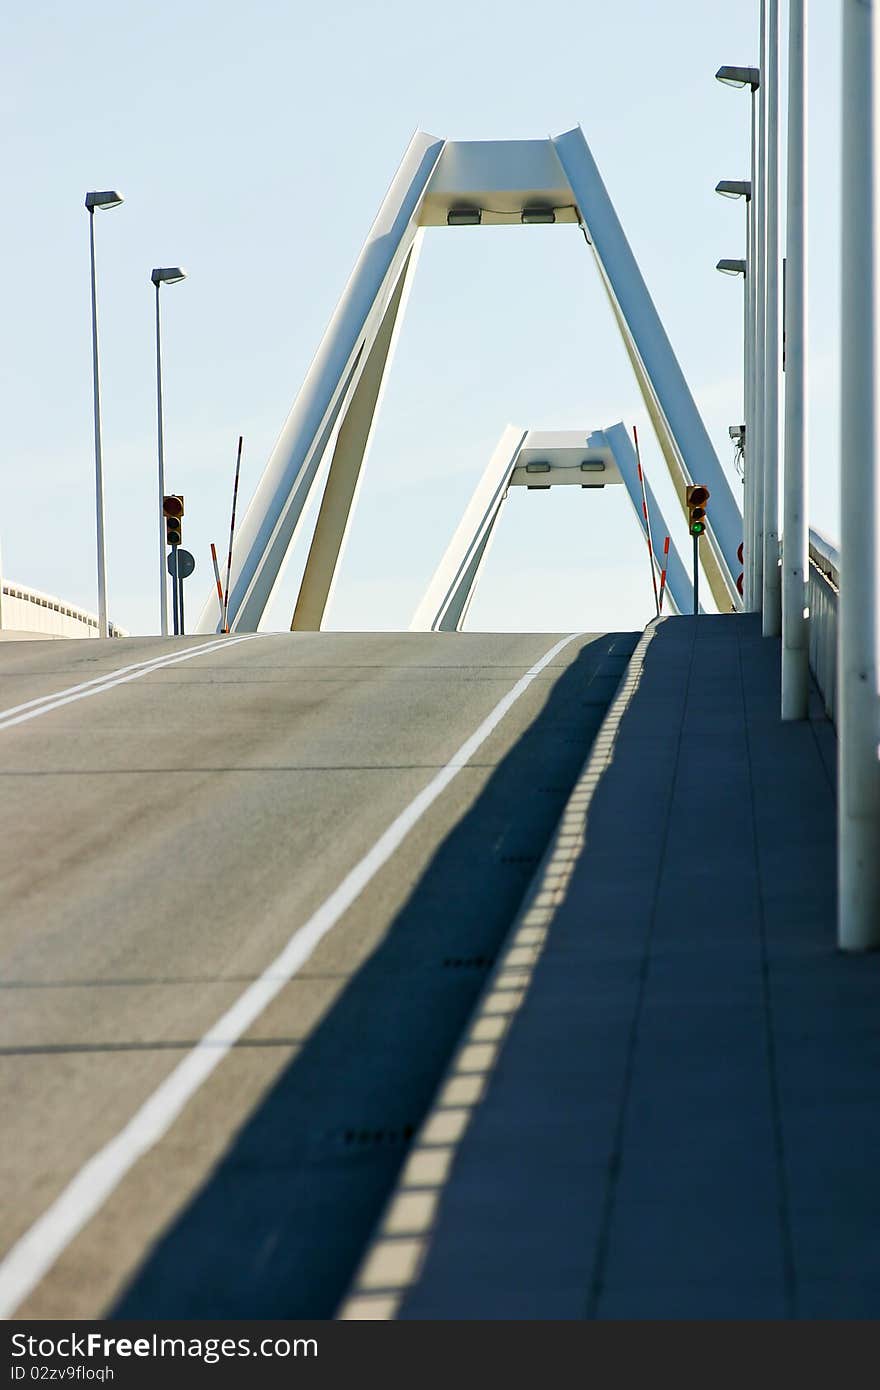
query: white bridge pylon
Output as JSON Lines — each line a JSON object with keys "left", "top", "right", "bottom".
{"left": 196, "top": 129, "right": 742, "bottom": 634}
{"left": 411, "top": 424, "right": 695, "bottom": 631}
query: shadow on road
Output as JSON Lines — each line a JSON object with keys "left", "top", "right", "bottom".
{"left": 112, "top": 632, "right": 637, "bottom": 1318}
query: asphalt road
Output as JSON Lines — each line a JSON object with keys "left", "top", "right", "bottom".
{"left": 0, "top": 628, "right": 636, "bottom": 1318}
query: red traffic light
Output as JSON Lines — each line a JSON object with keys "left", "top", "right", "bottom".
{"left": 737, "top": 541, "right": 744, "bottom": 564}
{"left": 686, "top": 484, "right": 710, "bottom": 537}
{"left": 163, "top": 494, "right": 185, "bottom": 519}
{"left": 686, "top": 485, "right": 710, "bottom": 509}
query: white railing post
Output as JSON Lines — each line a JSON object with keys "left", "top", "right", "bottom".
{"left": 762, "top": 0, "right": 782, "bottom": 635}
{"left": 754, "top": 12, "right": 767, "bottom": 616}
{"left": 839, "top": 0, "right": 880, "bottom": 949}
{"left": 781, "top": 0, "right": 809, "bottom": 718}
{"left": 746, "top": 90, "right": 760, "bottom": 611}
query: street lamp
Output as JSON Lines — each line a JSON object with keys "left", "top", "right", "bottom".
{"left": 717, "top": 180, "right": 755, "bottom": 611}
{"left": 715, "top": 179, "right": 752, "bottom": 200}
{"left": 716, "top": 62, "right": 762, "bottom": 617}
{"left": 716, "top": 259, "right": 746, "bottom": 276}
{"left": 151, "top": 266, "right": 188, "bottom": 637}
{"left": 85, "top": 189, "right": 124, "bottom": 639}
{"left": 715, "top": 65, "right": 760, "bottom": 89}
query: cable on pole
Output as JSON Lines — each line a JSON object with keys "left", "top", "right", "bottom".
{"left": 633, "top": 425, "right": 660, "bottom": 618}
{"left": 658, "top": 536, "right": 671, "bottom": 614}
{"left": 222, "top": 436, "right": 243, "bottom": 634}
{"left": 210, "top": 543, "right": 225, "bottom": 629}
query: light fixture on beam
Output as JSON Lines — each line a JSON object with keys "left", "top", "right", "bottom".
{"left": 446, "top": 207, "right": 481, "bottom": 226}
{"left": 521, "top": 205, "right": 556, "bottom": 225}
{"left": 580, "top": 460, "right": 606, "bottom": 472}
{"left": 525, "top": 461, "right": 551, "bottom": 473}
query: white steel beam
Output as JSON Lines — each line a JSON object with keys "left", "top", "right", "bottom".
{"left": 195, "top": 131, "right": 445, "bottom": 633}
{"left": 603, "top": 423, "right": 693, "bottom": 617}
{"left": 412, "top": 424, "right": 692, "bottom": 631}
{"left": 553, "top": 126, "right": 743, "bottom": 611}
{"left": 199, "top": 127, "right": 740, "bottom": 635}
{"left": 410, "top": 425, "right": 526, "bottom": 632}
{"left": 291, "top": 242, "right": 420, "bottom": 631}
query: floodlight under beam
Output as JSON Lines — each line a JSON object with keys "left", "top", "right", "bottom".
{"left": 521, "top": 206, "right": 556, "bottom": 225}
{"left": 447, "top": 207, "right": 481, "bottom": 226}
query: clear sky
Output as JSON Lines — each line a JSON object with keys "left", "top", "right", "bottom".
{"left": 2, "top": 0, "right": 841, "bottom": 635}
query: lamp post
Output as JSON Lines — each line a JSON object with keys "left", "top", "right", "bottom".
{"left": 781, "top": 0, "right": 809, "bottom": 721}
{"left": 716, "top": 181, "right": 754, "bottom": 609}
{"left": 839, "top": 0, "right": 880, "bottom": 948}
{"left": 85, "top": 190, "right": 124, "bottom": 639}
{"left": 151, "top": 267, "right": 188, "bottom": 637}
{"left": 715, "top": 66, "right": 762, "bottom": 614}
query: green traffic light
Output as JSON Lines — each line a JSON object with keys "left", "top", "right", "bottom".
{"left": 690, "top": 522, "right": 705, "bottom": 536}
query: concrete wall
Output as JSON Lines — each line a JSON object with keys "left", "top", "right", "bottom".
{"left": 1, "top": 582, "right": 127, "bottom": 639}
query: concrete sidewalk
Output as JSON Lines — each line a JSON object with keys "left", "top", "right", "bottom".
{"left": 342, "top": 615, "right": 880, "bottom": 1320}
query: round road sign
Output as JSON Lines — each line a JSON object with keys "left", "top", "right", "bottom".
{"left": 167, "top": 548, "right": 195, "bottom": 579}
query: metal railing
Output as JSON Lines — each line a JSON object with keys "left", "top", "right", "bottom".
{"left": 808, "top": 527, "right": 839, "bottom": 724}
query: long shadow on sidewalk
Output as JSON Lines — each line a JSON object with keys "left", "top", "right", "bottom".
{"left": 112, "top": 631, "right": 637, "bottom": 1318}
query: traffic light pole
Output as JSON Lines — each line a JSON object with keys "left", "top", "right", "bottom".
{"left": 693, "top": 534, "right": 699, "bottom": 616}
{"left": 171, "top": 544, "right": 180, "bottom": 636}
{"left": 178, "top": 556, "right": 185, "bottom": 636}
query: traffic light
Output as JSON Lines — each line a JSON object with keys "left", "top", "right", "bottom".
{"left": 163, "top": 494, "right": 184, "bottom": 547}
{"left": 686, "top": 485, "right": 710, "bottom": 537}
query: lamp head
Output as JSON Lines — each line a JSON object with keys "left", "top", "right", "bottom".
{"left": 716, "top": 179, "right": 752, "bottom": 201}
{"left": 716, "top": 258, "right": 747, "bottom": 277}
{"left": 715, "top": 64, "right": 760, "bottom": 90}
{"left": 151, "top": 267, "right": 188, "bottom": 286}
{"left": 85, "top": 191, "right": 124, "bottom": 211}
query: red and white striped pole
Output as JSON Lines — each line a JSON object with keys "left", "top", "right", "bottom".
{"left": 633, "top": 426, "right": 660, "bottom": 617}
{"left": 222, "top": 436, "right": 243, "bottom": 634}
{"left": 658, "top": 535, "right": 670, "bottom": 614}
{"left": 210, "top": 543, "right": 224, "bottom": 628}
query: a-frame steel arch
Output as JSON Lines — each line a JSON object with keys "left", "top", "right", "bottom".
{"left": 196, "top": 130, "right": 742, "bottom": 633}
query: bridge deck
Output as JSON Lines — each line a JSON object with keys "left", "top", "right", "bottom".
{"left": 346, "top": 615, "right": 879, "bottom": 1320}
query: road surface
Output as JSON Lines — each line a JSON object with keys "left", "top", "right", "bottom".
{"left": 0, "top": 629, "right": 636, "bottom": 1317}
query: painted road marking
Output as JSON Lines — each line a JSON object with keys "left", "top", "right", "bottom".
{"left": 0, "top": 635, "right": 260, "bottom": 733}
{"left": 0, "top": 632, "right": 582, "bottom": 1316}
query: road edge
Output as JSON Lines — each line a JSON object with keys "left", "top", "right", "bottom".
{"left": 337, "top": 618, "right": 663, "bottom": 1319}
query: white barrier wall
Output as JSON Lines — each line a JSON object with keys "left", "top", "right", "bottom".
{"left": 1, "top": 583, "right": 127, "bottom": 638}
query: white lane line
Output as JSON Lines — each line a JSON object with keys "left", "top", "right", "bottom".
{"left": 0, "top": 635, "right": 260, "bottom": 733}
{"left": 0, "top": 632, "right": 582, "bottom": 1316}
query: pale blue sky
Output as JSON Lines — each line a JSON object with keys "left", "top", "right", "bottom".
{"left": 2, "top": 0, "right": 841, "bottom": 634}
